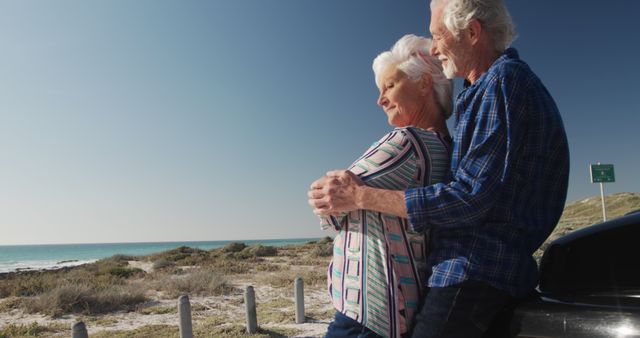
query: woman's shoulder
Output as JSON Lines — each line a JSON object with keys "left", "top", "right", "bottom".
{"left": 368, "top": 128, "right": 411, "bottom": 149}
{"left": 397, "top": 127, "right": 450, "bottom": 145}
{"left": 367, "top": 127, "right": 450, "bottom": 155}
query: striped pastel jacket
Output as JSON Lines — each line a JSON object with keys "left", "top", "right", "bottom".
{"left": 322, "top": 127, "right": 451, "bottom": 338}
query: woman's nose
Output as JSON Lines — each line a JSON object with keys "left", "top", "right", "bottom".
{"left": 377, "top": 93, "right": 388, "bottom": 107}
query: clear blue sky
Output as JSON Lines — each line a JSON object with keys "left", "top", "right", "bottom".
{"left": 1, "top": 1, "right": 638, "bottom": 245}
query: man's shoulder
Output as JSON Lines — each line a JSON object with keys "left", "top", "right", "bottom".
{"left": 490, "top": 57, "right": 535, "bottom": 83}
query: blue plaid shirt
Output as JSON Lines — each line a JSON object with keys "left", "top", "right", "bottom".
{"left": 405, "top": 49, "right": 569, "bottom": 297}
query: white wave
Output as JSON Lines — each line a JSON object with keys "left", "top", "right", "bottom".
{"left": 0, "top": 259, "right": 97, "bottom": 274}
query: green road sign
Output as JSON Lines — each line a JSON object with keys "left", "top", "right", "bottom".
{"left": 590, "top": 164, "right": 615, "bottom": 183}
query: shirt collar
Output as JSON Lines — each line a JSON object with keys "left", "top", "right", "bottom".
{"left": 462, "top": 48, "right": 520, "bottom": 88}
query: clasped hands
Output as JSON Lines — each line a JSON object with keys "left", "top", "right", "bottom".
{"left": 307, "top": 170, "right": 364, "bottom": 216}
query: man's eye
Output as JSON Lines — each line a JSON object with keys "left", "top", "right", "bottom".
{"left": 386, "top": 83, "right": 394, "bottom": 89}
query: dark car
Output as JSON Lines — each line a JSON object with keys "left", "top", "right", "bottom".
{"left": 510, "top": 211, "right": 640, "bottom": 337}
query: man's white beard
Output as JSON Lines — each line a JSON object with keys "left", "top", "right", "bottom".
{"left": 443, "top": 60, "right": 458, "bottom": 79}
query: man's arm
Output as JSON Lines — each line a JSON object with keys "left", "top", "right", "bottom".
{"left": 405, "top": 71, "right": 530, "bottom": 232}
{"left": 308, "top": 170, "right": 407, "bottom": 218}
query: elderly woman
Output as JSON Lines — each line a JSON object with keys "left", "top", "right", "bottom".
{"left": 320, "top": 34, "right": 452, "bottom": 338}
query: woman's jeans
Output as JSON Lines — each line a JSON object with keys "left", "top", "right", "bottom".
{"left": 325, "top": 311, "right": 384, "bottom": 338}
{"left": 410, "top": 280, "right": 515, "bottom": 338}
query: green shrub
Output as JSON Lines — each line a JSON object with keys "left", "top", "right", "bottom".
{"left": 248, "top": 245, "right": 277, "bottom": 257}
{"left": 235, "top": 245, "right": 278, "bottom": 259}
{"left": 107, "top": 254, "right": 137, "bottom": 262}
{"left": 147, "top": 246, "right": 208, "bottom": 265}
{"left": 100, "top": 266, "right": 144, "bottom": 278}
{"left": 152, "top": 259, "right": 175, "bottom": 270}
{"left": 167, "top": 252, "right": 191, "bottom": 262}
{"left": 221, "top": 242, "right": 247, "bottom": 253}
{"left": 310, "top": 242, "right": 333, "bottom": 257}
{"left": 318, "top": 236, "right": 334, "bottom": 244}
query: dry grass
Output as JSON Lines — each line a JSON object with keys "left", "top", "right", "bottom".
{"left": 91, "top": 325, "right": 178, "bottom": 338}
{"left": 0, "top": 321, "right": 67, "bottom": 338}
{"left": 534, "top": 192, "right": 640, "bottom": 258}
{"left": 256, "top": 263, "right": 289, "bottom": 272}
{"left": 153, "top": 268, "right": 235, "bottom": 298}
{"left": 23, "top": 281, "right": 147, "bottom": 317}
{"left": 0, "top": 296, "right": 23, "bottom": 312}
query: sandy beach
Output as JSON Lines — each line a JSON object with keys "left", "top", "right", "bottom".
{"left": 0, "top": 241, "right": 334, "bottom": 337}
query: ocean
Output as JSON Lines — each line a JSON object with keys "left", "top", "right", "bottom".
{"left": 0, "top": 238, "right": 321, "bottom": 273}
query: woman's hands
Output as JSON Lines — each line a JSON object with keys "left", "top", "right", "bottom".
{"left": 308, "top": 170, "right": 364, "bottom": 216}
{"left": 308, "top": 169, "right": 408, "bottom": 218}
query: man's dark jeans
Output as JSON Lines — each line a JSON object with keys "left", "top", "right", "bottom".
{"left": 325, "top": 311, "right": 384, "bottom": 338}
{"left": 411, "top": 280, "right": 515, "bottom": 338}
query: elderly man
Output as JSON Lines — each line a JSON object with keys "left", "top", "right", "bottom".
{"left": 308, "top": 0, "right": 570, "bottom": 337}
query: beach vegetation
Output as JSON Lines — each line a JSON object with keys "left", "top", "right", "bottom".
{"left": 139, "top": 304, "right": 176, "bottom": 315}
{"left": 107, "top": 254, "right": 138, "bottom": 262}
{"left": 146, "top": 246, "right": 211, "bottom": 267}
{"left": 310, "top": 241, "right": 333, "bottom": 257}
{"left": 221, "top": 242, "right": 247, "bottom": 253}
{"left": 151, "top": 258, "right": 175, "bottom": 270}
{"left": 195, "top": 323, "right": 302, "bottom": 338}
{"left": 0, "top": 270, "right": 62, "bottom": 298}
{"left": 256, "top": 298, "right": 297, "bottom": 324}
{"left": 168, "top": 252, "right": 191, "bottom": 261}
{"left": 306, "top": 307, "right": 336, "bottom": 322}
{"left": 86, "top": 316, "right": 120, "bottom": 326}
{"left": 245, "top": 245, "right": 278, "bottom": 257}
{"left": 0, "top": 321, "right": 66, "bottom": 337}
{"left": 91, "top": 325, "right": 178, "bottom": 338}
{"left": 205, "top": 256, "right": 253, "bottom": 274}
{"left": 0, "top": 241, "right": 335, "bottom": 335}
{"left": 23, "top": 281, "right": 147, "bottom": 317}
{"left": 318, "top": 236, "right": 333, "bottom": 244}
{"left": 256, "top": 263, "right": 289, "bottom": 272}
{"left": 153, "top": 268, "right": 234, "bottom": 298}
{"left": 99, "top": 265, "right": 144, "bottom": 279}
{"left": 253, "top": 266, "right": 325, "bottom": 289}
{"left": 0, "top": 296, "right": 22, "bottom": 311}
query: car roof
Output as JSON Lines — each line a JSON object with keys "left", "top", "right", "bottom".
{"left": 551, "top": 211, "right": 640, "bottom": 246}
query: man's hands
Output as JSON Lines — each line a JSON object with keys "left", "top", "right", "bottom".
{"left": 307, "top": 170, "right": 364, "bottom": 216}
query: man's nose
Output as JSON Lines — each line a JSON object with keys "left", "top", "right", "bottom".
{"left": 430, "top": 42, "right": 438, "bottom": 56}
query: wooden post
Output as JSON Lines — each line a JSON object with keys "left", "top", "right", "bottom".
{"left": 71, "top": 321, "right": 88, "bottom": 338}
{"left": 178, "top": 295, "right": 193, "bottom": 338}
{"left": 245, "top": 285, "right": 258, "bottom": 333}
{"left": 295, "top": 277, "right": 305, "bottom": 324}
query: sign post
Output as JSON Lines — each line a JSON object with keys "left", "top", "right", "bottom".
{"left": 590, "top": 163, "right": 615, "bottom": 222}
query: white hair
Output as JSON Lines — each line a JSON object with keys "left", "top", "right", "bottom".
{"left": 372, "top": 34, "right": 453, "bottom": 119}
{"left": 431, "top": 0, "right": 517, "bottom": 52}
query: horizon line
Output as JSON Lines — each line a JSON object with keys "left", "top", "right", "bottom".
{"left": 0, "top": 236, "right": 326, "bottom": 248}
